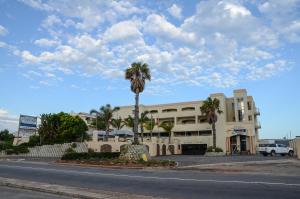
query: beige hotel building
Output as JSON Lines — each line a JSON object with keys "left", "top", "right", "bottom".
{"left": 114, "top": 89, "right": 261, "bottom": 155}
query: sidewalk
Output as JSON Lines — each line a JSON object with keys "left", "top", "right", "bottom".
{"left": 177, "top": 159, "right": 300, "bottom": 176}
{"left": 0, "top": 177, "right": 164, "bottom": 199}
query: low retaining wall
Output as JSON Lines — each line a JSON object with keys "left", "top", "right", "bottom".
{"left": 0, "top": 142, "right": 88, "bottom": 158}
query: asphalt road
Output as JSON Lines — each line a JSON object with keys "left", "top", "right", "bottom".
{"left": 0, "top": 186, "right": 71, "bottom": 199}
{"left": 0, "top": 160, "right": 299, "bottom": 199}
{"left": 155, "top": 154, "right": 292, "bottom": 166}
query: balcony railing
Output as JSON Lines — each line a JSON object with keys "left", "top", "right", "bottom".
{"left": 255, "top": 122, "right": 261, "bottom": 129}
{"left": 254, "top": 108, "right": 260, "bottom": 116}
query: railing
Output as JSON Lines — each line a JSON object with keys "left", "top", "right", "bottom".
{"left": 254, "top": 108, "right": 260, "bottom": 115}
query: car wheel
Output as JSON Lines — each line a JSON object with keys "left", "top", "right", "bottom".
{"left": 270, "top": 150, "right": 276, "bottom": 156}
{"left": 288, "top": 151, "right": 294, "bottom": 157}
{"left": 263, "top": 153, "right": 268, "bottom": 156}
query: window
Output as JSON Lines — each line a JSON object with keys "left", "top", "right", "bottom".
{"left": 199, "top": 130, "right": 212, "bottom": 136}
{"left": 248, "top": 115, "right": 252, "bottom": 121}
{"left": 162, "top": 109, "right": 177, "bottom": 113}
{"left": 247, "top": 101, "right": 252, "bottom": 110}
{"left": 182, "top": 107, "right": 195, "bottom": 111}
{"left": 238, "top": 110, "right": 243, "bottom": 121}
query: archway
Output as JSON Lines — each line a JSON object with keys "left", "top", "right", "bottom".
{"left": 162, "top": 144, "right": 167, "bottom": 156}
{"left": 101, "top": 144, "right": 112, "bottom": 152}
{"left": 168, "top": 145, "right": 175, "bottom": 155}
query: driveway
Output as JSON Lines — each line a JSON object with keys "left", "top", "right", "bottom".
{"left": 154, "top": 154, "right": 293, "bottom": 166}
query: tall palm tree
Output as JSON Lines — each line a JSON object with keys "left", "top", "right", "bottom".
{"left": 144, "top": 118, "right": 155, "bottom": 138}
{"left": 111, "top": 117, "right": 125, "bottom": 130}
{"left": 123, "top": 115, "right": 134, "bottom": 132}
{"left": 159, "top": 121, "right": 174, "bottom": 143}
{"left": 200, "top": 97, "right": 222, "bottom": 148}
{"left": 90, "top": 104, "right": 120, "bottom": 141}
{"left": 125, "top": 62, "right": 151, "bottom": 144}
{"left": 139, "top": 111, "right": 149, "bottom": 142}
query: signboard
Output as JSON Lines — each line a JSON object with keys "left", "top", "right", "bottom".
{"left": 19, "top": 115, "right": 37, "bottom": 130}
{"left": 17, "top": 115, "right": 38, "bottom": 138}
{"left": 232, "top": 128, "right": 247, "bottom": 136}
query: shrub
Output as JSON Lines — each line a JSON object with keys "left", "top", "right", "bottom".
{"left": 5, "top": 144, "right": 29, "bottom": 155}
{"left": 61, "top": 152, "right": 120, "bottom": 160}
{"left": 88, "top": 148, "right": 94, "bottom": 153}
{"left": 206, "top": 146, "right": 223, "bottom": 152}
{"left": 65, "top": 147, "right": 76, "bottom": 154}
{"left": 71, "top": 143, "right": 77, "bottom": 148}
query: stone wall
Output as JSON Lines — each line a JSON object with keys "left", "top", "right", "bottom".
{"left": 120, "top": 145, "right": 151, "bottom": 161}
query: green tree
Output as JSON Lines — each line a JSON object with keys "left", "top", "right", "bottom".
{"left": 123, "top": 115, "right": 134, "bottom": 132}
{"left": 90, "top": 104, "right": 120, "bottom": 141}
{"left": 200, "top": 97, "right": 223, "bottom": 148}
{"left": 0, "top": 129, "right": 14, "bottom": 143}
{"left": 159, "top": 121, "right": 174, "bottom": 143}
{"left": 144, "top": 118, "right": 155, "bottom": 138}
{"left": 125, "top": 62, "right": 151, "bottom": 144}
{"left": 38, "top": 112, "right": 88, "bottom": 144}
{"left": 111, "top": 117, "right": 125, "bottom": 130}
{"left": 139, "top": 111, "right": 149, "bottom": 142}
{"left": 58, "top": 112, "right": 88, "bottom": 142}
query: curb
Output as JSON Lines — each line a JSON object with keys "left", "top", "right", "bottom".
{"left": 0, "top": 177, "right": 161, "bottom": 199}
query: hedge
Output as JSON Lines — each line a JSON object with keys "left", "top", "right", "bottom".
{"left": 61, "top": 152, "right": 120, "bottom": 160}
{"left": 206, "top": 146, "right": 223, "bottom": 152}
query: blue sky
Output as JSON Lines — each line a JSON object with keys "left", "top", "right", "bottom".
{"left": 0, "top": 0, "right": 299, "bottom": 139}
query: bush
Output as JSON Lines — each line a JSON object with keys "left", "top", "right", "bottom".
{"left": 61, "top": 152, "right": 120, "bottom": 160}
{"left": 206, "top": 146, "right": 223, "bottom": 152}
{"left": 71, "top": 143, "right": 77, "bottom": 148}
{"left": 28, "top": 135, "right": 40, "bottom": 147}
{"left": 65, "top": 147, "right": 76, "bottom": 154}
{"left": 5, "top": 144, "right": 29, "bottom": 155}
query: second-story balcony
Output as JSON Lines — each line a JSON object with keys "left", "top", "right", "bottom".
{"left": 254, "top": 108, "right": 260, "bottom": 116}
{"left": 255, "top": 122, "right": 261, "bottom": 129}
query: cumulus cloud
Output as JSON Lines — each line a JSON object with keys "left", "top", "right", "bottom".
{"left": 0, "top": 25, "right": 8, "bottom": 36}
{"left": 13, "top": 0, "right": 298, "bottom": 91}
{"left": 0, "top": 108, "right": 18, "bottom": 131}
{"left": 144, "top": 14, "right": 197, "bottom": 45}
{"left": 34, "top": 38, "right": 59, "bottom": 47}
{"left": 167, "top": 4, "right": 182, "bottom": 19}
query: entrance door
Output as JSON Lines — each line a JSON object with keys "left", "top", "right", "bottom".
{"left": 181, "top": 144, "right": 207, "bottom": 155}
{"left": 230, "top": 136, "right": 237, "bottom": 154}
{"left": 240, "top": 135, "right": 247, "bottom": 152}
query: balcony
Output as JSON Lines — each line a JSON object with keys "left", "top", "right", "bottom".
{"left": 254, "top": 108, "right": 260, "bottom": 116}
{"left": 255, "top": 122, "right": 261, "bottom": 129}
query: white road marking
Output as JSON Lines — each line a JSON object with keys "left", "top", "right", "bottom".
{"left": 0, "top": 163, "right": 300, "bottom": 187}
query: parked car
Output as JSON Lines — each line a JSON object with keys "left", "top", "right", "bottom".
{"left": 258, "top": 144, "right": 294, "bottom": 156}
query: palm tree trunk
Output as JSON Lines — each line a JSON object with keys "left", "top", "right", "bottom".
{"left": 212, "top": 122, "right": 216, "bottom": 148}
{"left": 134, "top": 92, "right": 139, "bottom": 144}
{"left": 141, "top": 124, "right": 144, "bottom": 143}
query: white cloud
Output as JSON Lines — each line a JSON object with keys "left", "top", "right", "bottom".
{"left": 0, "top": 25, "right": 8, "bottom": 36}
{"left": 144, "top": 14, "right": 197, "bottom": 45}
{"left": 0, "top": 108, "right": 18, "bottom": 131}
{"left": 42, "top": 15, "right": 62, "bottom": 28}
{"left": 34, "top": 38, "right": 59, "bottom": 47}
{"left": 103, "top": 20, "right": 142, "bottom": 42}
{"left": 167, "top": 4, "right": 182, "bottom": 19}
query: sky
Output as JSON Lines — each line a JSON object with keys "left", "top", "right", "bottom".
{"left": 0, "top": 0, "right": 299, "bottom": 139}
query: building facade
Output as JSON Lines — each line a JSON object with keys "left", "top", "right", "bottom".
{"left": 114, "top": 89, "right": 261, "bottom": 155}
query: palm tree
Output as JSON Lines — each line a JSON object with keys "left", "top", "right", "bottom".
{"left": 144, "top": 118, "right": 155, "bottom": 138}
{"left": 125, "top": 62, "right": 151, "bottom": 144}
{"left": 123, "top": 115, "right": 134, "bottom": 132}
{"left": 90, "top": 104, "right": 120, "bottom": 141}
{"left": 139, "top": 111, "right": 149, "bottom": 142}
{"left": 159, "top": 121, "right": 174, "bottom": 143}
{"left": 111, "top": 117, "right": 125, "bottom": 130}
{"left": 200, "top": 97, "right": 223, "bottom": 148}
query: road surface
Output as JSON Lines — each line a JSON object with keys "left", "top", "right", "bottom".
{"left": 0, "top": 160, "right": 299, "bottom": 199}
